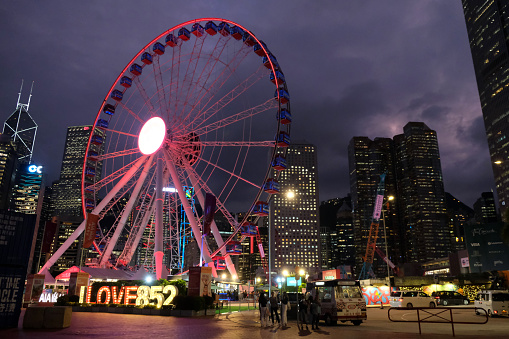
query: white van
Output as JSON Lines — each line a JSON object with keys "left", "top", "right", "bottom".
{"left": 309, "top": 279, "right": 367, "bottom": 326}
{"left": 474, "top": 290, "right": 509, "bottom": 317}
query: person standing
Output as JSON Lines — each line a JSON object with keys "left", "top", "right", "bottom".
{"left": 298, "top": 295, "right": 309, "bottom": 331}
{"left": 311, "top": 295, "right": 321, "bottom": 330}
{"left": 269, "top": 291, "right": 280, "bottom": 326}
{"left": 259, "top": 292, "right": 268, "bottom": 328}
{"left": 280, "top": 291, "right": 289, "bottom": 327}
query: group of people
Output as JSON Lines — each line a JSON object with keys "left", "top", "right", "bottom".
{"left": 257, "top": 291, "right": 290, "bottom": 328}
{"left": 298, "top": 293, "right": 321, "bottom": 331}
{"left": 257, "top": 291, "right": 321, "bottom": 331}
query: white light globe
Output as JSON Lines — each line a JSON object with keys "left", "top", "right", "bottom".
{"left": 138, "top": 117, "right": 166, "bottom": 155}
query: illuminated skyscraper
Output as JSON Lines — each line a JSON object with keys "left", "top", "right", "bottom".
{"left": 349, "top": 122, "right": 448, "bottom": 275}
{"left": 462, "top": 1, "right": 509, "bottom": 213}
{"left": 272, "top": 142, "right": 320, "bottom": 273}
{"left": 53, "top": 126, "right": 104, "bottom": 218}
{"left": 0, "top": 134, "right": 18, "bottom": 210}
{"left": 2, "top": 81, "right": 37, "bottom": 165}
{"left": 10, "top": 164, "right": 45, "bottom": 214}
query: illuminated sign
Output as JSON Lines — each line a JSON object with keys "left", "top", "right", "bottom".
{"left": 28, "top": 165, "right": 43, "bottom": 173}
{"left": 79, "top": 285, "right": 178, "bottom": 309}
{"left": 39, "top": 291, "right": 64, "bottom": 303}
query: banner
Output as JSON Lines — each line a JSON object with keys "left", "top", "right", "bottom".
{"left": 0, "top": 211, "right": 37, "bottom": 328}
{"left": 203, "top": 193, "right": 216, "bottom": 236}
{"left": 69, "top": 272, "right": 90, "bottom": 296}
{"left": 83, "top": 213, "right": 99, "bottom": 248}
{"left": 41, "top": 221, "right": 57, "bottom": 253}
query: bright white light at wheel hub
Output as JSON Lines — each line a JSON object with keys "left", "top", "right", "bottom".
{"left": 138, "top": 117, "right": 166, "bottom": 155}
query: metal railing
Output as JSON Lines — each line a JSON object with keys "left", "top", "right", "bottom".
{"left": 388, "top": 307, "right": 488, "bottom": 337}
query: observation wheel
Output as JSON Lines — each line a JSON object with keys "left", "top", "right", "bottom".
{"left": 40, "top": 18, "right": 291, "bottom": 280}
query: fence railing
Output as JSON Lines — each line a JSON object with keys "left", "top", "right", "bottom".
{"left": 387, "top": 307, "right": 488, "bottom": 337}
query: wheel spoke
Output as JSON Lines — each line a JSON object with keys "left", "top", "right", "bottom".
{"left": 153, "top": 54, "right": 170, "bottom": 116}
{"left": 189, "top": 65, "right": 268, "bottom": 131}
{"left": 94, "top": 148, "right": 139, "bottom": 162}
{"left": 192, "top": 153, "right": 261, "bottom": 190}
{"left": 193, "top": 98, "right": 278, "bottom": 137}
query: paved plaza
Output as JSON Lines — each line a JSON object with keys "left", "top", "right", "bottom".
{"left": 2, "top": 306, "right": 509, "bottom": 338}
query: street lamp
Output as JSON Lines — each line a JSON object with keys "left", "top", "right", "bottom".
{"left": 282, "top": 270, "right": 288, "bottom": 276}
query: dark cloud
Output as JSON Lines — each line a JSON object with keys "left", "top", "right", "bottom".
{"left": 0, "top": 0, "right": 495, "bottom": 208}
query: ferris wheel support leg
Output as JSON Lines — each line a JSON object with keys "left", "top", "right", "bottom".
{"left": 187, "top": 171, "right": 237, "bottom": 278}
{"left": 155, "top": 153, "right": 164, "bottom": 280}
{"left": 99, "top": 155, "right": 154, "bottom": 267}
{"left": 164, "top": 151, "right": 214, "bottom": 267}
{"left": 38, "top": 155, "right": 149, "bottom": 274}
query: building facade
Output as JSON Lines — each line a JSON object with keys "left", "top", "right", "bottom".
{"left": 272, "top": 142, "right": 321, "bottom": 275}
{"left": 0, "top": 134, "right": 18, "bottom": 210}
{"left": 349, "top": 122, "right": 449, "bottom": 277}
{"left": 462, "top": 0, "right": 509, "bottom": 214}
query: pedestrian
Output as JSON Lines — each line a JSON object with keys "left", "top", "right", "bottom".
{"left": 269, "top": 291, "right": 280, "bottom": 326}
{"left": 311, "top": 295, "right": 320, "bottom": 330}
{"left": 280, "top": 291, "right": 289, "bottom": 327}
{"left": 298, "top": 295, "right": 309, "bottom": 331}
{"left": 259, "top": 292, "right": 269, "bottom": 327}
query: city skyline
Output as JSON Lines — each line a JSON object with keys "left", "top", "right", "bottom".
{"left": 0, "top": 1, "right": 495, "bottom": 209}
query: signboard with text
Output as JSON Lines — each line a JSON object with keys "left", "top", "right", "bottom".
{"left": 0, "top": 211, "right": 36, "bottom": 328}
{"left": 464, "top": 221, "right": 509, "bottom": 272}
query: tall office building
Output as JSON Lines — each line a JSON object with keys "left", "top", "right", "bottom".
{"left": 3, "top": 81, "right": 37, "bottom": 165}
{"left": 445, "top": 192, "right": 474, "bottom": 252}
{"left": 272, "top": 142, "right": 321, "bottom": 273}
{"left": 474, "top": 191, "right": 498, "bottom": 224}
{"left": 49, "top": 126, "right": 104, "bottom": 273}
{"left": 53, "top": 125, "right": 104, "bottom": 218}
{"left": 348, "top": 137, "right": 399, "bottom": 276}
{"left": 462, "top": 1, "right": 509, "bottom": 213}
{"left": 10, "top": 164, "right": 45, "bottom": 214}
{"left": 0, "top": 134, "right": 18, "bottom": 210}
{"left": 394, "top": 122, "right": 449, "bottom": 263}
{"left": 349, "top": 122, "right": 449, "bottom": 275}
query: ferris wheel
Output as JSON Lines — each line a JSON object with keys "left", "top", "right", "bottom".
{"left": 40, "top": 18, "right": 291, "bottom": 280}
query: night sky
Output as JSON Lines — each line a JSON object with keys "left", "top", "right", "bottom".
{"left": 0, "top": 1, "right": 494, "bottom": 208}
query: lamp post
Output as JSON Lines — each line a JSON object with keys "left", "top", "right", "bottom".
{"left": 382, "top": 196, "right": 394, "bottom": 295}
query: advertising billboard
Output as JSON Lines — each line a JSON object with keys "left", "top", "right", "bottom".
{"left": 464, "top": 221, "right": 509, "bottom": 272}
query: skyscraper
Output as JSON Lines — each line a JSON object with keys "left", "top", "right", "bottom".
{"left": 348, "top": 137, "right": 399, "bottom": 275}
{"left": 53, "top": 125, "right": 104, "bottom": 218}
{"left": 272, "top": 142, "right": 321, "bottom": 273}
{"left": 394, "top": 122, "right": 449, "bottom": 263}
{"left": 2, "top": 81, "right": 37, "bottom": 165}
{"left": 462, "top": 0, "right": 509, "bottom": 213}
{"left": 349, "top": 122, "right": 449, "bottom": 276}
{"left": 0, "top": 134, "right": 18, "bottom": 210}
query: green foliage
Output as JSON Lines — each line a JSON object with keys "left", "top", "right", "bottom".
{"left": 173, "top": 295, "right": 205, "bottom": 311}
{"left": 55, "top": 295, "right": 69, "bottom": 306}
{"left": 68, "top": 295, "right": 80, "bottom": 303}
{"left": 158, "top": 279, "right": 187, "bottom": 296}
{"left": 203, "top": 295, "right": 214, "bottom": 309}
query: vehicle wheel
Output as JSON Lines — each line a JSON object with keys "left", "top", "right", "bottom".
{"left": 463, "top": 299, "right": 469, "bottom": 305}
{"left": 443, "top": 300, "right": 448, "bottom": 306}
{"left": 406, "top": 303, "right": 413, "bottom": 308}
{"left": 352, "top": 320, "right": 362, "bottom": 326}
{"left": 488, "top": 309, "right": 493, "bottom": 317}
{"left": 429, "top": 302, "right": 436, "bottom": 308}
